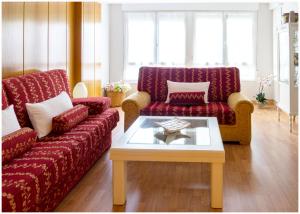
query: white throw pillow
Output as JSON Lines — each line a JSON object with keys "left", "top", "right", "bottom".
{"left": 26, "top": 91, "right": 73, "bottom": 138}
{"left": 165, "top": 81, "right": 210, "bottom": 103}
{"left": 2, "top": 105, "right": 21, "bottom": 137}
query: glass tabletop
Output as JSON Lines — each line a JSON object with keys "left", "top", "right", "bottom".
{"left": 127, "top": 118, "right": 210, "bottom": 146}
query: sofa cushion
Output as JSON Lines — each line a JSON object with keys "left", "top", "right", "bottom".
{"left": 72, "top": 97, "right": 111, "bottom": 115}
{"left": 140, "top": 102, "right": 236, "bottom": 125}
{"left": 137, "top": 66, "right": 240, "bottom": 103}
{"left": 169, "top": 92, "right": 206, "bottom": 106}
{"left": 52, "top": 104, "right": 89, "bottom": 134}
{"left": 2, "top": 128, "right": 37, "bottom": 164}
{"left": 2, "top": 70, "right": 70, "bottom": 127}
{"left": 26, "top": 91, "right": 74, "bottom": 138}
{"left": 166, "top": 80, "right": 210, "bottom": 103}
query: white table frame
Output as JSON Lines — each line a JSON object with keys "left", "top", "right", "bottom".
{"left": 110, "top": 116, "right": 225, "bottom": 209}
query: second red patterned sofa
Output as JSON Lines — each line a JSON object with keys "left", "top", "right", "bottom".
{"left": 122, "top": 66, "right": 254, "bottom": 144}
{"left": 2, "top": 70, "right": 119, "bottom": 211}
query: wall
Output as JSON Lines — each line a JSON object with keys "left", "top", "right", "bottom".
{"left": 99, "top": 3, "right": 110, "bottom": 86}
{"left": 109, "top": 3, "right": 274, "bottom": 99}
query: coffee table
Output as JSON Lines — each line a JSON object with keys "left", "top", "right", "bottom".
{"left": 110, "top": 116, "right": 225, "bottom": 208}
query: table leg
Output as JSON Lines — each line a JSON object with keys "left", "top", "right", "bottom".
{"left": 211, "top": 162, "right": 223, "bottom": 208}
{"left": 277, "top": 107, "right": 280, "bottom": 122}
{"left": 113, "top": 160, "right": 127, "bottom": 205}
{"left": 289, "top": 115, "right": 293, "bottom": 133}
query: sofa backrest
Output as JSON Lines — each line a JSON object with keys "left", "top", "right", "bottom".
{"left": 2, "top": 88, "right": 9, "bottom": 110}
{"left": 2, "top": 69, "right": 70, "bottom": 127}
{"left": 137, "top": 67, "right": 240, "bottom": 102}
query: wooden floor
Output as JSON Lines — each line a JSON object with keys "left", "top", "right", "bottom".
{"left": 55, "top": 105, "right": 298, "bottom": 212}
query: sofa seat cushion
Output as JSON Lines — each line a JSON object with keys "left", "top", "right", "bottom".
{"left": 140, "top": 102, "right": 236, "bottom": 125}
{"left": 2, "top": 139, "right": 79, "bottom": 211}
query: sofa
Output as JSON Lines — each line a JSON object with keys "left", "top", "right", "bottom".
{"left": 2, "top": 70, "right": 119, "bottom": 211}
{"left": 122, "top": 67, "right": 254, "bottom": 144}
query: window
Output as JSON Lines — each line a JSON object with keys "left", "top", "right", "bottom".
{"left": 125, "top": 13, "right": 155, "bottom": 81}
{"left": 194, "top": 13, "right": 223, "bottom": 67}
{"left": 226, "top": 13, "right": 256, "bottom": 80}
{"left": 124, "top": 11, "right": 256, "bottom": 81}
{"left": 157, "top": 13, "right": 186, "bottom": 66}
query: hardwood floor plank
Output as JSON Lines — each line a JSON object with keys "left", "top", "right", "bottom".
{"left": 55, "top": 105, "right": 298, "bottom": 212}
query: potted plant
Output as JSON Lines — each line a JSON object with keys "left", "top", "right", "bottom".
{"left": 255, "top": 74, "right": 274, "bottom": 108}
{"left": 105, "top": 81, "right": 131, "bottom": 107}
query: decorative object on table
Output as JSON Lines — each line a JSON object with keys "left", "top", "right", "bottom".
{"left": 255, "top": 74, "right": 274, "bottom": 107}
{"left": 105, "top": 81, "right": 131, "bottom": 107}
{"left": 155, "top": 118, "right": 191, "bottom": 134}
{"left": 154, "top": 131, "right": 190, "bottom": 145}
{"left": 73, "top": 82, "right": 88, "bottom": 98}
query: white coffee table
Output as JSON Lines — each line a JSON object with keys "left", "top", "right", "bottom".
{"left": 110, "top": 116, "right": 225, "bottom": 208}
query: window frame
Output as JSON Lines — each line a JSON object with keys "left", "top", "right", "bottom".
{"left": 123, "top": 10, "right": 257, "bottom": 81}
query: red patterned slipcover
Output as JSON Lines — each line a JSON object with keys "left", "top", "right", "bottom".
{"left": 137, "top": 67, "right": 240, "bottom": 125}
{"left": 52, "top": 104, "right": 89, "bottom": 134}
{"left": 2, "top": 70, "right": 119, "bottom": 211}
{"left": 140, "top": 102, "right": 236, "bottom": 125}
{"left": 2, "top": 70, "right": 70, "bottom": 127}
{"left": 169, "top": 92, "right": 206, "bottom": 106}
{"left": 2, "top": 88, "right": 9, "bottom": 109}
{"left": 72, "top": 97, "right": 111, "bottom": 115}
{"left": 2, "top": 128, "right": 37, "bottom": 164}
{"left": 138, "top": 67, "right": 240, "bottom": 102}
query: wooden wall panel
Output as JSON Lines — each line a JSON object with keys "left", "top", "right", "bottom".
{"left": 24, "top": 2, "right": 48, "bottom": 73}
{"left": 67, "top": 2, "right": 82, "bottom": 91}
{"left": 49, "top": 2, "right": 67, "bottom": 71}
{"left": 94, "top": 3, "right": 102, "bottom": 96}
{"left": 82, "top": 2, "right": 95, "bottom": 96}
{"left": 2, "top": 2, "right": 103, "bottom": 98}
{"left": 2, "top": 2, "right": 24, "bottom": 78}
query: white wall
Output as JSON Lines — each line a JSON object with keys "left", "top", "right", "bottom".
{"left": 109, "top": 4, "right": 124, "bottom": 83}
{"left": 109, "top": 3, "right": 274, "bottom": 99}
{"left": 242, "top": 3, "right": 273, "bottom": 100}
{"left": 99, "top": 3, "right": 110, "bottom": 86}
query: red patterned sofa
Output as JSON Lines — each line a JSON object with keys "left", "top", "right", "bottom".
{"left": 2, "top": 70, "right": 119, "bottom": 211}
{"left": 122, "top": 67, "right": 254, "bottom": 144}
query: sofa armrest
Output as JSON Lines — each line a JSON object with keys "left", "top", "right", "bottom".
{"left": 228, "top": 92, "right": 254, "bottom": 113}
{"left": 122, "top": 91, "right": 151, "bottom": 131}
{"left": 2, "top": 128, "right": 37, "bottom": 164}
{"left": 72, "top": 97, "right": 111, "bottom": 115}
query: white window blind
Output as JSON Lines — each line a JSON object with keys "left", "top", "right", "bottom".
{"left": 125, "top": 13, "right": 155, "bottom": 81}
{"left": 157, "top": 12, "right": 186, "bottom": 66}
{"left": 193, "top": 13, "right": 223, "bottom": 67}
{"left": 124, "top": 11, "right": 257, "bottom": 81}
{"left": 226, "top": 13, "right": 256, "bottom": 80}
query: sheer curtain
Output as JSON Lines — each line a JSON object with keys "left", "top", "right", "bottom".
{"left": 157, "top": 12, "right": 186, "bottom": 66}
{"left": 226, "top": 13, "right": 256, "bottom": 80}
{"left": 193, "top": 13, "right": 223, "bottom": 67}
{"left": 125, "top": 13, "right": 155, "bottom": 81}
